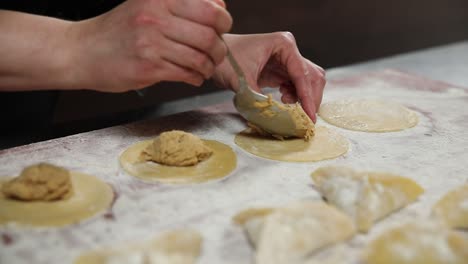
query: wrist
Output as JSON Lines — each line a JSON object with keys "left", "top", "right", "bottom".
{"left": 59, "top": 19, "right": 94, "bottom": 90}
{"left": 53, "top": 21, "right": 81, "bottom": 90}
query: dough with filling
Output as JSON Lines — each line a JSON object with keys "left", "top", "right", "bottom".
{"left": 0, "top": 164, "right": 114, "bottom": 227}
{"left": 234, "top": 126, "right": 348, "bottom": 162}
{"left": 318, "top": 99, "right": 418, "bottom": 132}
{"left": 363, "top": 221, "right": 468, "bottom": 264}
{"left": 233, "top": 200, "right": 355, "bottom": 264}
{"left": 75, "top": 229, "right": 202, "bottom": 264}
{"left": 120, "top": 131, "right": 236, "bottom": 184}
{"left": 311, "top": 166, "right": 424, "bottom": 232}
{"left": 432, "top": 184, "right": 468, "bottom": 229}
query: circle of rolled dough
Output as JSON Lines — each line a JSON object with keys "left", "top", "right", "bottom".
{"left": 234, "top": 126, "right": 348, "bottom": 162}
{"left": 318, "top": 99, "right": 419, "bottom": 132}
{"left": 0, "top": 172, "right": 114, "bottom": 227}
{"left": 119, "top": 139, "right": 237, "bottom": 184}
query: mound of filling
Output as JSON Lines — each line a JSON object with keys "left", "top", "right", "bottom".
{"left": 2, "top": 163, "right": 72, "bottom": 201}
{"left": 141, "top": 130, "right": 213, "bottom": 166}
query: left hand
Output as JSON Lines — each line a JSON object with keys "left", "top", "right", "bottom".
{"left": 212, "top": 32, "right": 325, "bottom": 122}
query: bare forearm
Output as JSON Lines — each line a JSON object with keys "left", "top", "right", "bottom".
{"left": 0, "top": 0, "right": 233, "bottom": 93}
{"left": 0, "top": 10, "right": 74, "bottom": 91}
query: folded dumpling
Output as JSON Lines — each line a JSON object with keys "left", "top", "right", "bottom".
{"left": 363, "top": 221, "right": 468, "bottom": 264}
{"left": 75, "top": 230, "right": 202, "bottom": 264}
{"left": 311, "top": 166, "right": 424, "bottom": 232}
{"left": 233, "top": 200, "right": 355, "bottom": 264}
{"left": 432, "top": 184, "right": 468, "bottom": 229}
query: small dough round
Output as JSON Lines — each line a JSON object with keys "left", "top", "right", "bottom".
{"left": 0, "top": 172, "right": 114, "bottom": 227}
{"left": 120, "top": 139, "right": 237, "bottom": 184}
{"left": 234, "top": 126, "right": 348, "bottom": 162}
{"left": 318, "top": 99, "right": 418, "bottom": 132}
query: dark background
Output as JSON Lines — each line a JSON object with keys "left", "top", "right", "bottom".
{"left": 1, "top": 0, "right": 468, "bottom": 148}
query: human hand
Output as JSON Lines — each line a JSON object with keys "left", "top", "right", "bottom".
{"left": 212, "top": 33, "right": 325, "bottom": 122}
{"left": 68, "top": 0, "right": 232, "bottom": 92}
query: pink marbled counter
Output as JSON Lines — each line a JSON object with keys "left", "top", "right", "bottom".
{"left": 1, "top": 70, "right": 468, "bottom": 264}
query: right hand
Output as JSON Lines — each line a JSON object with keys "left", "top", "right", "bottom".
{"left": 68, "top": 0, "right": 232, "bottom": 92}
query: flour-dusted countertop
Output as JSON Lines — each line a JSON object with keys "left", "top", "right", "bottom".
{"left": 327, "top": 41, "right": 468, "bottom": 87}
{"left": 1, "top": 69, "right": 468, "bottom": 264}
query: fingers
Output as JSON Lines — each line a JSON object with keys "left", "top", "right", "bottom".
{"left": 307, "top": 60, "right": 326, "bottom": 110}
{"left": 273, "top": 32, "right": 316, "bottom": 120}
{"left": 160, "top": 40, "right": 215, "bottom": 79}
{"left": 168, "top": 0, "right": 232, "bottom": 34}
{"left": 156, "top": 59, "right": 205, "bottom": 86}
{"left": 161, "top": 15, "right": 227, "bottom": 65}
{"left": 295, "top": 75, "right": 317, "bottom": 122}
{"left": 312, "top": 62, "right": 325, "bottom": 76}
{"left": 299, "top": 63, "right": 325, "bottom": 123}
{"left": 138, "top": 38, "right": 210, "bottom": 83}
{"left": 87, "top": 0, "right": 233, "bottom": 91}
{"left": 272, "top": 32, "right": 326, "bottom": 122}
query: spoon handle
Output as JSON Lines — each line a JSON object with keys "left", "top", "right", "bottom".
{"left": 224, "top": 41, "right": 249, "bottom": 94}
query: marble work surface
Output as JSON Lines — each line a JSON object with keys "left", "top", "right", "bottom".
{"left": 327, "top": 41, "right": 468, "bottom": 87}
{"left": 1, "top": 70, "right": 468, "bottom": 264}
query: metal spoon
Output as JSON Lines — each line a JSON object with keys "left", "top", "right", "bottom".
{"left": 225, "top": 46, "right": 301, "bottom": 137}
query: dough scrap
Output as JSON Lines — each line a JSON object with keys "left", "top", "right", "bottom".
{"left": 251, "top": 94, "right": 315, "bottom": 140}
{"left": 363, "top": 221, "right": 468, "bottom": 264}
{"left": 311, "top": 166, "right": 424, "bottom": 232}
{"left": 120, "top": 138, "right": 236, "bottom": 184}
{"left": 0, "top": 171, "right": 114, "bottom": 227}
{"left": 233, "top": 201, "right": 355, "bottom": 264}
{"left": 432, "top": 184, "right": 468, "bottom": 229}
{"left": 75, "top": 229, "right": 202, "bottom": 264}
{"left": 140, "top": 130, "right": 213, "bottom": 166}
{"left": 234, "top": 126, "right": 348, "bottom": 162}
{"left": 2, "top": 163, "right": 72, "bottom": 201}
{"left": 318, "top": 99, "right": 418, "bottom": 132}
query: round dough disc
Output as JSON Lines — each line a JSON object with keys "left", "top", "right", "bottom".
{"left": 234, "top": 126, "right": 348, "bottom": 162}
{"left": 119, "top": 140, "right": 237, "bottom": 184}
{"left": 318, "top": 99, "right": 419, "bottom": 132}
{"left": 0, "top": 172, "right": 114, "bottom": 227}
